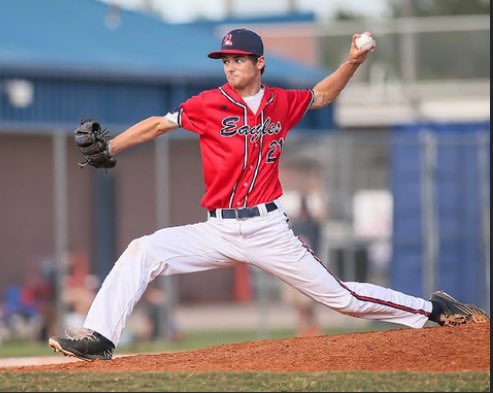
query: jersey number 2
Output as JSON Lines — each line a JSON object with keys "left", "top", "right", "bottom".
{"left": 266, "top": 138, "right": 284, "bottom": 163}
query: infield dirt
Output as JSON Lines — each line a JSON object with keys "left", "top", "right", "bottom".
{"left": 3, "top": 322, "right": 489, "bottom": 373}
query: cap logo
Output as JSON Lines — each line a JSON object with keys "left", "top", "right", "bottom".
{"left": 223, "top": 34, "right": 233, "bottom": 47}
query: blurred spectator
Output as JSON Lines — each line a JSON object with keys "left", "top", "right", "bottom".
{"left": 1, "top": 260, "right": 54, "bottom": 342}
{"left": 121, "top": 280, "right": 183, "bottom": 344}
{"left": 144, "top": 280, "right": 183, "bottom": 342}
{"left": 284, "top": 195, "right": 322, "bottom": 337}
{"left": 62, "top": 251, "right": 99, "bottom": 328}
{"left": 2, "top": 285, "right": 31, "bottom": 339}
{"left": 38, "top": 257, "right": 57, "bottom": 340}
{"left": 22, "top": 262, "right": 54, "bottom": 341}
{"left": 0, "top": 303, "right": 8, "bottom": 344}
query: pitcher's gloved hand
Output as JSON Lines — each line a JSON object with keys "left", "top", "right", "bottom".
{"left": 74, "top": 119, "right": 116, "bottom": 169}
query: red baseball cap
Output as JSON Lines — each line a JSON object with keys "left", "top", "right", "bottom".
{"left": 208, "top": 28, "right": 264, "bottom": 59}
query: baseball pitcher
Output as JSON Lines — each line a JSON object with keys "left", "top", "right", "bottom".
{"left": 50, "top": 28, "right": 489, "bottom": 361}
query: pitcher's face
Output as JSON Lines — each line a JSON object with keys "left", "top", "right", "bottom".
{"left": 222, "top": 55, "right": 263, "bottom": 90}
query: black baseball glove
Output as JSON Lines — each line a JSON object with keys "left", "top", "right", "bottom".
{"left": 74, "top": 119, "right": 116, "bottom": 169}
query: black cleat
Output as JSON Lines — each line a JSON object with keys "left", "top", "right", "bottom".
{"left": 430, "top": 290, "right": 490, "bottom": 327}
{"left": 48, "top": 327, "right": 114, "bottom": 361}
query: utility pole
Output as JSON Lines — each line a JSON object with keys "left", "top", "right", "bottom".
{"left": 401, "top": 0, "right": 421, "bottom": 120}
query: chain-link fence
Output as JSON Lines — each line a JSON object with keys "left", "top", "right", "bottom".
{"left": 272, "top": 126, "right": 490, "bottom": 313}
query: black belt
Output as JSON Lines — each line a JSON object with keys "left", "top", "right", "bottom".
{"left": 209, "top": 202, "right": 277, "bottom": 219}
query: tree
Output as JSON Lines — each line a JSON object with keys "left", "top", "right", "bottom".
{"left": 388, "top": 0, "right": 490, "bottom": 17}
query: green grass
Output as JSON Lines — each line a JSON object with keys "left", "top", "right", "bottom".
{"left": 0, "top": 371, "right": 489, "bottom": 392}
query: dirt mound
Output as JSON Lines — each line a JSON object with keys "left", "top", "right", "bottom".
{"left": 6, "top": 323, "right": 490, "bottom": 373}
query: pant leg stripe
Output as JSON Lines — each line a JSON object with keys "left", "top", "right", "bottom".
{"left": 299, "top": 241, "right": 431, "bottom": 318}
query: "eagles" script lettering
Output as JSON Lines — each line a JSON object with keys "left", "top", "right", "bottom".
{"left": 220, "top": 116, "right": 282, "bottom": 143}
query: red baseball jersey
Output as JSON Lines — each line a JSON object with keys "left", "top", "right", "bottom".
{"left": 177, "top": 83, "right": 314, "bottom": 209}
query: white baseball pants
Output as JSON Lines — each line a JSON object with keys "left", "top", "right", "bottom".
{"left": 84, "top": 200, "right": 432, "bottom": 346}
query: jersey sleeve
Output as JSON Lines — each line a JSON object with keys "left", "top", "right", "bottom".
{"left": 164, "top": 110, "right": 179, "bottom": 125}
{"left": 285, "top": 89, "right": 314, "bottom": 131}
{"left": 177, "top": 94, "right": 206, "bottom": 135}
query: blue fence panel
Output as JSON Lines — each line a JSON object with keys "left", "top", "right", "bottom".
{"left": 390, "top": 121, "right": 489, "bottom": 305}
{"left": 390, "top": 136, "right": 425, "bottom": 297}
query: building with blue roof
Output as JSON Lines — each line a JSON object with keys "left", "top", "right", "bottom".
{"left": 0, "top": 0, "right": 334, "bottom": 132}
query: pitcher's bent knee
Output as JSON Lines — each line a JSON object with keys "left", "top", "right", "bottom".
{"left": 119, "top": 236, "right": 156, "bottom": 268}
{"left": 126, "top": 236, "right": 148, "bottom": 255}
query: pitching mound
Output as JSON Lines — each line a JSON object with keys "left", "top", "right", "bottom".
{"left": 6, "top": 323, "right": 490, "bottom": 373}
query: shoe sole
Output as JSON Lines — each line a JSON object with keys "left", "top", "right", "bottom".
{"left": 48, "top": 337, "right": 93, "bottom": 362}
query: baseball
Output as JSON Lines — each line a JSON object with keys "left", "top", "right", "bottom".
{"left": 355, "top": 33, "right": 375, "bottom": 51}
